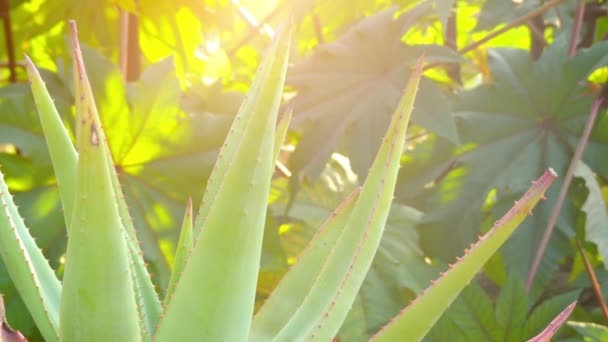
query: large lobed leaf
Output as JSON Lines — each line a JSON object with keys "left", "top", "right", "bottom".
{"left": 412, "top": 37, "right": 608, "bottom": 298}
{"left": 288, "top": 6, "right": 460, "bottom": 185}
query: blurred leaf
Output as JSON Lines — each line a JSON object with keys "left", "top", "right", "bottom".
{"left": 288, "top": 7, "right": 461, "bottom": 185}
{"left": 568, "top": 321, "right": 608, "bottom": 340}
{"left": 574, "top": 161, "right": 608, "bottom": 269}
{"left": 418, "top": 38, "right": 608, "bottom": 297}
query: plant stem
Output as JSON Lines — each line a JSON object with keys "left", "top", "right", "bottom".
{"left": 459, "top": 0, "right": 563, "bottom": 55}
{"left": 526, "top": 96, "right": 604, "bottom": 291}
{"left": 576, "top": 239, "right": 608, "bottom": 322}
{"left": 567, "top": 0, "right": 586, "bottom": 57}
{"left": 313, "top": 14, "right": 325, "bottom": 44}
{"left": 227, "top": 2, "right": 285, "bottom": 57}
{"left": 423, "top": 0, "right": 564, "bottom": 71}
{"left": 0, "top": 0, "right": 16, "bottom": 83}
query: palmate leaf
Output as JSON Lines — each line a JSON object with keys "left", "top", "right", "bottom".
{"left": 288, "top": 6, "right": 460, "bottom": 184}
{"left": 427, "top": 277, "right": 580, "bottom": 342}
{"left": 415, "top": 37, "right": 608, "bottom": 297}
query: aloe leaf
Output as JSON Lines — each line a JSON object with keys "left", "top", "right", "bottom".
{"left": 526, "top": 301, "right": 576, "bottom": 342}
{"left": 24, "top": 56, "right": 78, "bottom": 230}
{"left": 371, "top": 168, "right": 558, "bottom": 342}
{"left": 59, "top": 21, "right": 140, "bottom": 341}
{"left": 163, "top": 197, "right": 193, "bottom": 307}
{"left": 249, "top": 187, "right": 361, "bottom": 341}
{"left": 26, "top": 26, "right": 161, "bottom": 335}
{"left": 272, "top": 57, "right": 424, "bottom": 342}
{"left": 105, "top": 139, "right": 162, "bottom": 339}
{"left": 273, "top": 105, "right": 292, "bottom": 164}
{"left": 77, "top": 23, "right": 163, "bottom": 338}
{"left": 0, "top": 171, "right": 61, "bottom": 342}
{"left": 154, "top": 25, "right": 291, "bottom": 342}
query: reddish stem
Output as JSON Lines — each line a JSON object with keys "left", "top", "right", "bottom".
{"left": 576, "top": 239, "right": 608, "bottom": 322}
{"left": 526, "top": 96, "right": 604, "bottom": 290}
{"left": 423, "top": 0, "right": 564, "bottom": 71}
{"left": 567, "top": 0, "right": 586, "bottom": 57}
{"left": 0, "top": 0, "right": 17, "bottom": 83}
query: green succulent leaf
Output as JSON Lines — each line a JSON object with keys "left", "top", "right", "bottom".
{"left": 154, "top": 24, "right": 292, "bottom": 342}
{"left": 250, "top": 187, "right": 361, "bottom": 341}
{"left": 372, "top": 169, "right": 557, "bottom": 342}
{"left": 270, "top": 56, "right": 424, "bottom": 341}
{"left": 524, "top": 291, "right": 580, "bottom": 340}
{"left": 163, "top": 198, "right": 193, "bottom": 307}
{"left": 59, "top": 22, "right": 140, "bottom": 341}
{"left": 24, "top": 56, "right": 77, "bottom": 230}
{"left": 0, "top": 170, "right": 61, "bottom": 342}
{"left": 26, "top": 39, "right": 164, "bottom": 339}
{"left": 426, "top": 281, "right": 498, "bottom": 342}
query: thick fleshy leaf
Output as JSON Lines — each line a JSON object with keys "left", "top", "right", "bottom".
{"left": 0, "top": 170, "right": 61, "bottom": 342}
{"left": 524, "top": 292, "right": 580, "bottom": 340}
{"left": 24, "top": 56, "right": 77, "bottom": 229}
{"left": 526, "top": 301, "right": 576, "bottom": 342}
{"left": 59, "top": 21, "right": 140, "bottom": 341}
{"left": 154, "top": 25, "right": 291, "bottom": 341}
{"left": 426, "top": 281, "right": 498, "bottom": 341}
{"left": 163, "top": 198, "right": 193, "bottom": 307}
{"left": 270, "top": 57, "right": 423, "bottom": 341}
{"left": 372, "top": 169, "right": 556, "bottom": 342}
{"left": 26, "top": 41, "right": 163, "bottom": 339}
{"left": 288, "top": 7, "right": 460, "bottom": 184}
{"left": 267, "top": 155, "right": 431, "bottom": 340}
{"left": 250, "top": 187, "right": 361, "bottom": 341}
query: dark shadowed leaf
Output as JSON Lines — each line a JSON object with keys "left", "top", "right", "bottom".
{"left": 288, "top": 7, "right": 461, "bottom": 185}
{"left": 416, "top": 38, "right": 608, "bottom": 296}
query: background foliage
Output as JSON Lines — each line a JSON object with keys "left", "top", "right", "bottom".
{"left": 2, "top": 0, "right": 608, "bottom": 340}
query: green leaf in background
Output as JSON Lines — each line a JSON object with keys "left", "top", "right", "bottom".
{"left": 427, "top": 274, "right": 580, "bottom": 341}
{"left": 568, "top": 321, "right": 608, "bottom": 341}
{"left": 418, "top": 37, "right": 608, "bottom": 297}
{"left": 288, "top": 6, "right": 460, "bottom": 184}
{"left": 574, "top": 160, "right": 608, "bottom": 270}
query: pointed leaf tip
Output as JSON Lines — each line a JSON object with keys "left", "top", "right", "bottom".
{"left": 526, "top": 301, "right": 576, "bottom": 342}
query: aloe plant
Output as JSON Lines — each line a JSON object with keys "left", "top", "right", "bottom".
{"left": 0, "top": 20, "right": 569, "bottom": 341}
